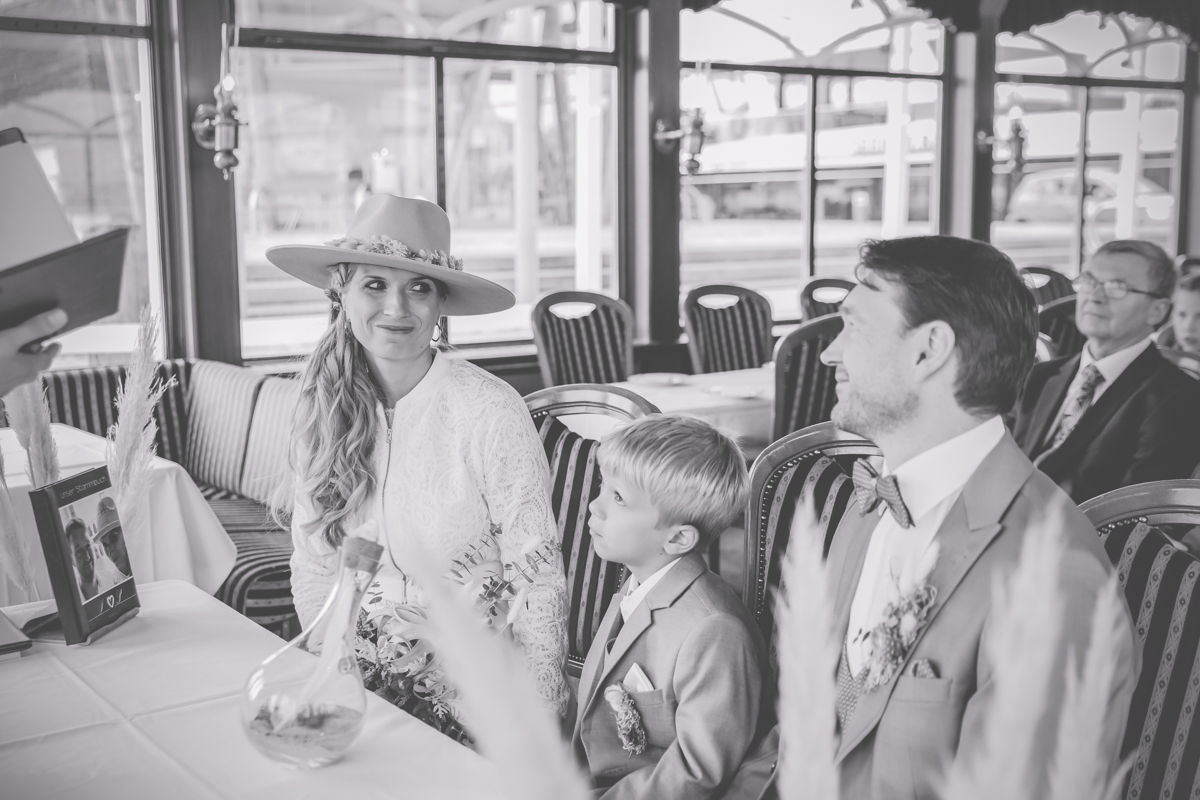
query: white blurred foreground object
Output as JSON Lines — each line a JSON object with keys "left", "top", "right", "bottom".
{"left": 0, "top": 444, "right": 39, "bottom": 600}
{"left": 775, "top": 487, "right": 839, "bottom": 800}
{"left": 4, "top": 377, "right": 59, "bottom": 489}
{"left": 107, "top": 308, "right": 172, "bottom": 560}
{"left": 242, "top": 521, "right": 383, "bottom": 768}
{"left": 402, "top": 537, "right": 591, "bottom": 800}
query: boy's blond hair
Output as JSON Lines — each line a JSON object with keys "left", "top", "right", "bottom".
{"left": 597, "top": 414, "right": 748, "bottom": 548}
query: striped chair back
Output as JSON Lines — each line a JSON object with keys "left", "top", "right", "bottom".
{"left": 772, "top": 314, "right": 843, "bottom": 441}
{"left": 682, "top": 285, "right": 774, "bottom": 373}
{"left": 1020, "top": 266, "right": 1075, "bottom": 307}
{"left": 184, "top": 360, "right": 266, "bottom": 497}
{"left": 800, "top": 278, "right": 854, "bottom": 320}
{"left": 1082, "top": 480, "right": 1200, "bottom": 800}
{"left": 1039, "top": 296, "right": 1086, "bottom": 358}
{"left": 239, "top": 376, "right": 301, "bottom": 507}
{"left": 526, "top": 384, "right": 658, "bottom": 676}
{"left": 6, "top": 360, "right": 192, "bottom": 465}
{"left": 532, "top": 291, "right": 634, "bottom": 387}
{"left": 744, "top": 422, "right": 879, "bottom": 670}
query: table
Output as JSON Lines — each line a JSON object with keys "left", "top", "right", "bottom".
{"left": 612, "top": 367, "right": 775, "bottom": 451}
{"left": 0, "top": 580, "right": 500, "bottom": 799}
{"left": 1, "top": 424, "right": 236, "bottom": 606}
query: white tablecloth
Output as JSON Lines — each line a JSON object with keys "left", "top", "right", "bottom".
{"left": 0, "top": 580, "right": 499, "bottom": 799}
{"left": 0, "top": 424, "right": 236, "bottom": 606}
{"left": 611, "top": 368, "right": 774, "bottom": 450}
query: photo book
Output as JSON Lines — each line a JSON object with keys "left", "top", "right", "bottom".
{"left": 24, "top": 465, "right": 139, "bottom": 645}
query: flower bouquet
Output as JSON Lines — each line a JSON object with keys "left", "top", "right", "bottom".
{"left": 354, "top": 529, "right": 555, "bottom": 743}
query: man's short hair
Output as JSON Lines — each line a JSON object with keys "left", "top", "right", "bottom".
{"left": 1094, "top": 239, "right": 1176, "bottom": 297}
{"left": 597, "top": 414, "right": 748, "bottom": 549}
{"left": 1176, "top": 271, "right": 1200, "bottom": 295}
{"left": 856, "top": 236, "right": 1037, "bottom": 417}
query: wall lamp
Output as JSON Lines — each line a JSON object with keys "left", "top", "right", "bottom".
{"left": 653, "top": 108, "right": 707, "bottom": 175}
{"left": 191, "top": 23, "right": 243, "bottom": 180}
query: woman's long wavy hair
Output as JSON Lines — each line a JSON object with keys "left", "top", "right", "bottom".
{"left": 287, "top": 263, "right": 384, "bottom": 550}
{"left": 283, "top": 263, "right": 448, "bottom": 550}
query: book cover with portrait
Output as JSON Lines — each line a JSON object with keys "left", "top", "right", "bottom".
{"left": 27, "top": 465, "right": 139, "bottom": 644}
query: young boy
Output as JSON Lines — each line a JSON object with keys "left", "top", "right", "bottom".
{"left": 571, "top": 414, "right": 768, "bottom": 800}
{"left": 1171, "top": 271, "right": 1200, "bottom": 356}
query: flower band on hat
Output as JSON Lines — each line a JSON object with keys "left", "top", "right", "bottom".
{"left": 325, "top": 235, "right": 464, "bottom": 272}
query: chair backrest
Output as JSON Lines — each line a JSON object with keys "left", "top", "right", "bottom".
{"left": 744, "top": 422, "right": 880, "bottom": 655}
{"left": 1153, "top": 323, "right": 1177, "bottom": 349}
{"left": 1020, "top": 266, "right": 1075, "bottom": 306}
{"left": 524, "top": 384, "right": 659, "bottom": 675}
{"left": 531, "top": 291, "right": 634, "bottom": 387}
{"left": 1160, "top": 348, "right": 1200, "bottom": 380}
{"left": 184, "top": 360, "right": 266, "bottom": 493}
{"left": 772, "top": 314, "right": 843, "bottom": 441}
{"left": 239, "top": 375, "right": 301, "bottom": 507}
{"left": 800, "top": 278, "right": 854, "bottom": 321}
{"left": 1080, "top": 480, "right": 1200, "bottom": 800}
{"left": 1175, "top": 254, "right": 1200, "bottom": 276}
{"left": 1035, "top": 332, "right": 1058, "bottom": 363}
{"left": 1038, "top": 295, "right": 1087, "bottom": 358}
{"left": 682, "top": 285, "right": 774, "bottom": 373}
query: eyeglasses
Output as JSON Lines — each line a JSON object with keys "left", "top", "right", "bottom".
{"left": 1072, "top": 273, "right": 1165, "bottom": 301}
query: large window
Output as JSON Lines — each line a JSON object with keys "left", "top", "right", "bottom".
{"left": 991, "top": 12, "right": 1187, "bottom": 274}
{"left": 234, "top": 0, "right": 618, "bottom": 358}
{"left": 679, "top": 0, "right": 944, "bottom": 322}
{"left": 0, "top": 5, "right": 164, "bottom": 367}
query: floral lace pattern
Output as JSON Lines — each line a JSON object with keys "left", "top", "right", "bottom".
{"left": 290, "top": 353, "right": 570, "bottom": 715}
{"left": 325, "top": 234, "right": 464, "bottom": 271}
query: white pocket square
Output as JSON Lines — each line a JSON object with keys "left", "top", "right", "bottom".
{"left": 623, "top": 663, "right": 654, "bottom": 692}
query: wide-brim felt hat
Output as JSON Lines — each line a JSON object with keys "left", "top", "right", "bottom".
{"left": 266, "top": 194, "right": 515, "bottom": 316}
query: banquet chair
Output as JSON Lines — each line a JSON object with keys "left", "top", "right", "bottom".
{"left": 532, "top": 291, "right": 634, "bottom": 387}
{"left": 1038, "top": 296, "right": 1086, "bottom": 358}
{"left": 772, "top": 313, "right": 843, "bottom": 441}
{"left": 682, "top": 285, "right": 774, "bottom": 373}
{"left": 1020, "top": 266, "right": 1075, "bottom": 307}
{"left": 1160, "top": 348, "right": 1200, "bottom": 379}
{"left": 1176, "top": 254, "right": 1200, "bottom": 276}
{"left": 800, "top": 278, "right": 854, "bottom": 320}
{"left": 1153, "top": 323, "right": 1177, "bottom": 349}
{"left": 1035, "top": 332, "right": 1058, "bottom": 363}
{"left": 525, "top": 384, "right": 658, "bottom": 678}
{"left": 1080, "top": 480, "right": 1200, "bottom": 800}
{"left": 743, "top": 422, "right": 879, "bottom": 658}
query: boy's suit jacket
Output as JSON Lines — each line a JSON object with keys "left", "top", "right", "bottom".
{"left": 571, "top": 552, "right": 767, "bottom": 800}
{"left": 723, "top": 433, "right": 1139, "bottom": 800}
{"left": 1012, "top": 344, "right": 1200, "bottom": 504}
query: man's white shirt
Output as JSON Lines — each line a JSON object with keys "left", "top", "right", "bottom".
{"left": 620, "top": 557, "right": 682, "bottom": 623}
{"left": 845, "top": 416, "right": 1007, "bottom": 677}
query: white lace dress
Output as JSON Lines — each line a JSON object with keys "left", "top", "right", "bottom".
{"left": 289, "top": 350, "right": 570, "bottom": 715}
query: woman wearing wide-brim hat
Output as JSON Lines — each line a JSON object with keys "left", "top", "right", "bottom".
{"left": 269, "top": 194, "right": 570, "bottom": 725}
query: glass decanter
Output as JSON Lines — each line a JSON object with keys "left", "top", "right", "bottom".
{"left": 241, "top": 525, "right": 383, "bottom": 768}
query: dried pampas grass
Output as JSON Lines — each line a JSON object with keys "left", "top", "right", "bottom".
{"left": 107, "top": 308, "right": 172, "bottom": 560}
{"left": 4, "top": 378, "right": 59, "bottom": 488}
{"left": 943, "top": 504, "right": 1069, "bottom": 799}
{"left": 1048, "top": 573, "right": 1133, "bottom": 800}
{"left": 401, "top": 538, "right": 590, "bottom": 800}
{"left": 774, "top": 487, "right": 839, "bottom": 800}
{"left": 0, "top": 445, "right": 40, "bottom": 601}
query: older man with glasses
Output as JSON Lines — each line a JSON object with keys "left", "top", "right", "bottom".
{"left": 1013, "top": 239, "right": 1200, "bottom": 504}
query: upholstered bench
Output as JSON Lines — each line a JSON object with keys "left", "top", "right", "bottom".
{"left": 9, "top": 360, "right": 302, "bottom": 638}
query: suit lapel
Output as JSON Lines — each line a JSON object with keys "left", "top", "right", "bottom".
{"left": 576, "top": 584, "right": 626, "bottom": 733}
{"left": 834, "top": 434, "right": 1034, "bottom": 763}
{"left": 1026, "top": 356, "right": 1078, "bottom": 456}
{"left": 1042, "top": 345, "right": 1162, "bottom": 470}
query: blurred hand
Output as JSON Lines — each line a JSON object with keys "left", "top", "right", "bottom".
{"left": 0, "top": 308, "right": 67, "bottom": 396}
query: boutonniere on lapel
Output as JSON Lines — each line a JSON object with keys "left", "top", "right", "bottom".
{"left": 604, "top": 683, "right": 647, "bottom": 756}
{"left": 857, "top": 542, "right": 940, "bottom": 693}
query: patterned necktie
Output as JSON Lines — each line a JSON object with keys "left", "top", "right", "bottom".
{"left": 1051, "top": 364, "right": 1105, "bottom": 449}
{"left": 852, "top": 459, "right": 912, "bottom": 529}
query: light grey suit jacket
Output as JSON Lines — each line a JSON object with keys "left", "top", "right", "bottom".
{"left": 571, "top": 552, "right": 768, "bottom": 800}
{"left": 725, "top": 432, "right": 1139, "bottom": 800}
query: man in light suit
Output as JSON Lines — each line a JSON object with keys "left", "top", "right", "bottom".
{"left": 728, "top": 236, "right": 1139, "bottom": 799}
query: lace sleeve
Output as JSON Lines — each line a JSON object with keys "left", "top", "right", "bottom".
{"left": 288, "top": 490, "right": 337, "bottom": 630}
{"left": 483, "top": 389, "right": 571, "bottom": 717}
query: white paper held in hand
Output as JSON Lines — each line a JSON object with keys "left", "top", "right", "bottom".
{"left": 623, "top": 663, "right": 654, "bottom": 693}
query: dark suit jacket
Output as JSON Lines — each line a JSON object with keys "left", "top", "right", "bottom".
{"left": 1012, "top": 344, "right": 1200, "bottom": 504}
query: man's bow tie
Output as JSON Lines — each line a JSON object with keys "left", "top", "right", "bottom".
{"left": 852, "top": 459, "right": 913, "bottom": 528}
